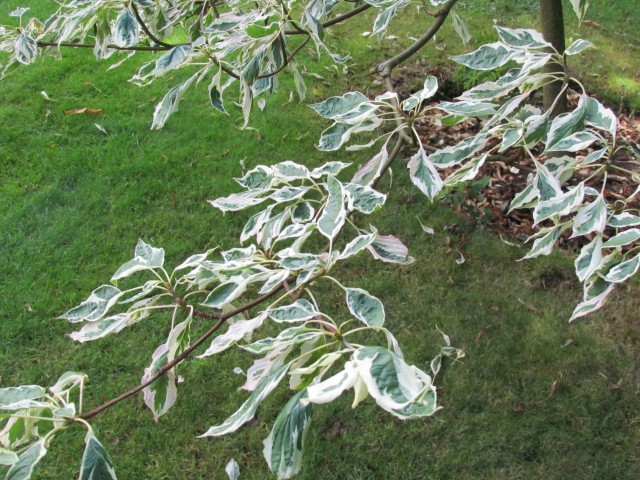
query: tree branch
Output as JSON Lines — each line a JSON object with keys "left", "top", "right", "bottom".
{"left": 374, "top": 0, "right": 459, "bottom": 73}
{"left": 78, "top": 279, "right": 291, "bottom": 420}
{"left": 256, "top": 35, "right": 310, "bottom": 80}
{"left": 36, "top": 41, "right": 178, "bottom": 52}
{"left": 285, "top": 4, "right": 371, "bottom": 35}
{"left": 131, "top": 3, "right": 177, "bottom": 49}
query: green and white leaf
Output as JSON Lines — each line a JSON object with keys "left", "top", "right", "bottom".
{"left": 141, "top": 344, "right": 177, "bottom": 422}
{"left": 575, "top": 236, "right": 603, "bottom": 282}
{"left": 203, "top": 277, "right": 248, "bottom": 309}
{"left": 309, "top": 92, "right": 368, "bottom": 119}
{"left": 151, "top": 45, "right": 191, "bottom": 76}
{"left": 0, "top": 448, "right": 19, "bottom": 466}
{"left": 533, "top": 183, "right": 584, "bottom": 224}
{"left": 199, "top": 365, "right": 290, "bottom": 437}
{"left": 151, "top": 75, "right": 196, "bottom": 130}
{"left": 198, "top": 314, "right": 266, "bottom": 358}
{"left": 292, "top": 203, "right": 314, "bottom": 224}
{"left": 402, "top": 76, "right": 438, "bottom": 112}
{"left": 0, "top": 387, "right": 44, "bottom": 410}
{"left": 209, "top": 192, "right": 267, "bottom": 212}
{"left": 310, "top": 162, "right": 351, "bottom": 179}
{"left": 354, "top": 347, "right": 438, "bottom": 419}
{"left": 273, "top": 161, "right": 311, "bottom": 181}
{"left": 267, "top": 299, "right": 318, "bottom": 323}
{"left": 444, "top": 154, "right": 487, "bottom": 186}
{"left": 608, "top": 212, "right": 640, "bottom": 228}
{"left": 5, "top": 440, "right": 47, "bottom": 480}
{"left": 339, "top": 230, "right": 377, "bottom": 260}
{"left": 241, "top": 205, "right": 274, "bottom": 243}
{"left": 367, "top": 235, "right": 414, "bottom": 265}
{"left": 521, "top": 225, "right": 565, "bottom": 260}
{"left": 572, "top": 195, "right": 607, "bottom": 237}
{"left": 68, "top": 313, "right": 136, "bottom": 343}
{"left": 60, "top": 285, "right": 123, "bottom": 323}
{"left": 602, "top": 228, "right": 640, "bottom": 248}
{"left": 114, "top": 8, "right": 138, "bottom": 48}
{"left": 451, "top": 12, "right": 471, "bottom": 45}
{"left": 318, "top": 175, "right": 346, "bottom": 240}
{"left": 79, "top": 429, "right": 117, "bottom": 480}
{"left": 14, "top": 33, "right": 38, "bottom": 65}
{"left": 565, "top": 38, "right": 593, "bottom": 55}
{"left": 585, "top": 97, "right": 617, "bottom": 136}
{"left": 604, "top": 254, "right": 640, "bottom": 283}
{"left": 344, "top": 184, "right": 386, "bottom": 214}
{"left": 451, "top": 42, "right": 515, "bottom": 71}
{"left": 408, "top": 148, "right": 443, "bottom": 200}
{"left": 428, "top": 135, "right": 488, "bottom": 168}
{"left": 346, "top": 288, "right": 385, "bottom": 327}
{"left": 263, "top": 389, "right": 313, "bottom": 480}
{"left": 546, "top": 131, "right": 598, "bottom": 153}
{"left": 112, "top": 239, "right": 165, "bottom": 280}
{"left": 495, "top": 26, "right": 550, "bottom": 49}
{"left": 242, "top": 326, "right": 322, "bottom": 355}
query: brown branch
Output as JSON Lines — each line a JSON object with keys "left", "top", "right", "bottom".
{"left": 256, "top": 35, "right": 310, "bottom": 80}
{"left": 37, "top": 41, "right": 177, "bottom": 52}
{"left": 131, "top": 3, "right": 177, "bottom": 49}
{"left": 374, "top": 0, "right": 459, "bottom": 74}
{"left": 285, "top": 3, "right": 371, "bottom": 35}
{"left": 79, "top": 279, "right": 291, "bottom": 420}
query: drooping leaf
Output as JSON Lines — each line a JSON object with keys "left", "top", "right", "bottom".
{"left": 533, "top": 183, "right": 584, "bottom": 224}
{"left": 200, "top": 365, "right": 290, "bottom": 437}
{"left": 572, "top": 195, "right": 607, "bottom": 237}
{"left": 79, "top": 429, "right": 117, "bottom": 480}
{"left": 408, "top": 148, "right": 443, "bottom": 200}
{"left": 318, "top": 175, "right": 346, "bottom": 240}
{"left": 141, "top": 344, "right": 177, "bottom": 422}
{"left": 151, "top": 45, "right": 192, "bottom": 76}
{"left": 114, "top": 8, "right": 138, "bottom": 48}
{"left": 5, "top": 440, "right": 47, "bottom": 480}
{"left": 14, "top": 33, "right": 38, "bottom": 65}
{"left": 354, "top": 347, "right": 438, "bottom": 419}
{"left": 575, "top": 236, "right": 603, "bottom": 282}
{"left": 263, "top": 389, "right": 313, "bottom": 480}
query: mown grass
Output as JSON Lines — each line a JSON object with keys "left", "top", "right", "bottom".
{"left": 1, "top": 1, "right": 639, "bottom": 479}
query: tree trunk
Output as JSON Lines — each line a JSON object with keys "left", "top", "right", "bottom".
{"left": 539, "top": 0, "right": 566, "bottom": 117}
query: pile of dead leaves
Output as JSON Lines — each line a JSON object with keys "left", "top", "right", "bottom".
{"left": 412, "top": 90, "right": 640, "bottom": 252}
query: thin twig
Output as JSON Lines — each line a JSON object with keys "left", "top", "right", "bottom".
{"left": 131, "top": 4, "right": 177, "bottom": 49}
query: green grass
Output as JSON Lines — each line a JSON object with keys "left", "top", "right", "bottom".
{"left": 1, "top": 1, "right": 640, "bottom": 479}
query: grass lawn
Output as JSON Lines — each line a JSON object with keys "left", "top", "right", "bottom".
{"left": 1, "top": 1, "right": 639, "bottom": 479}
